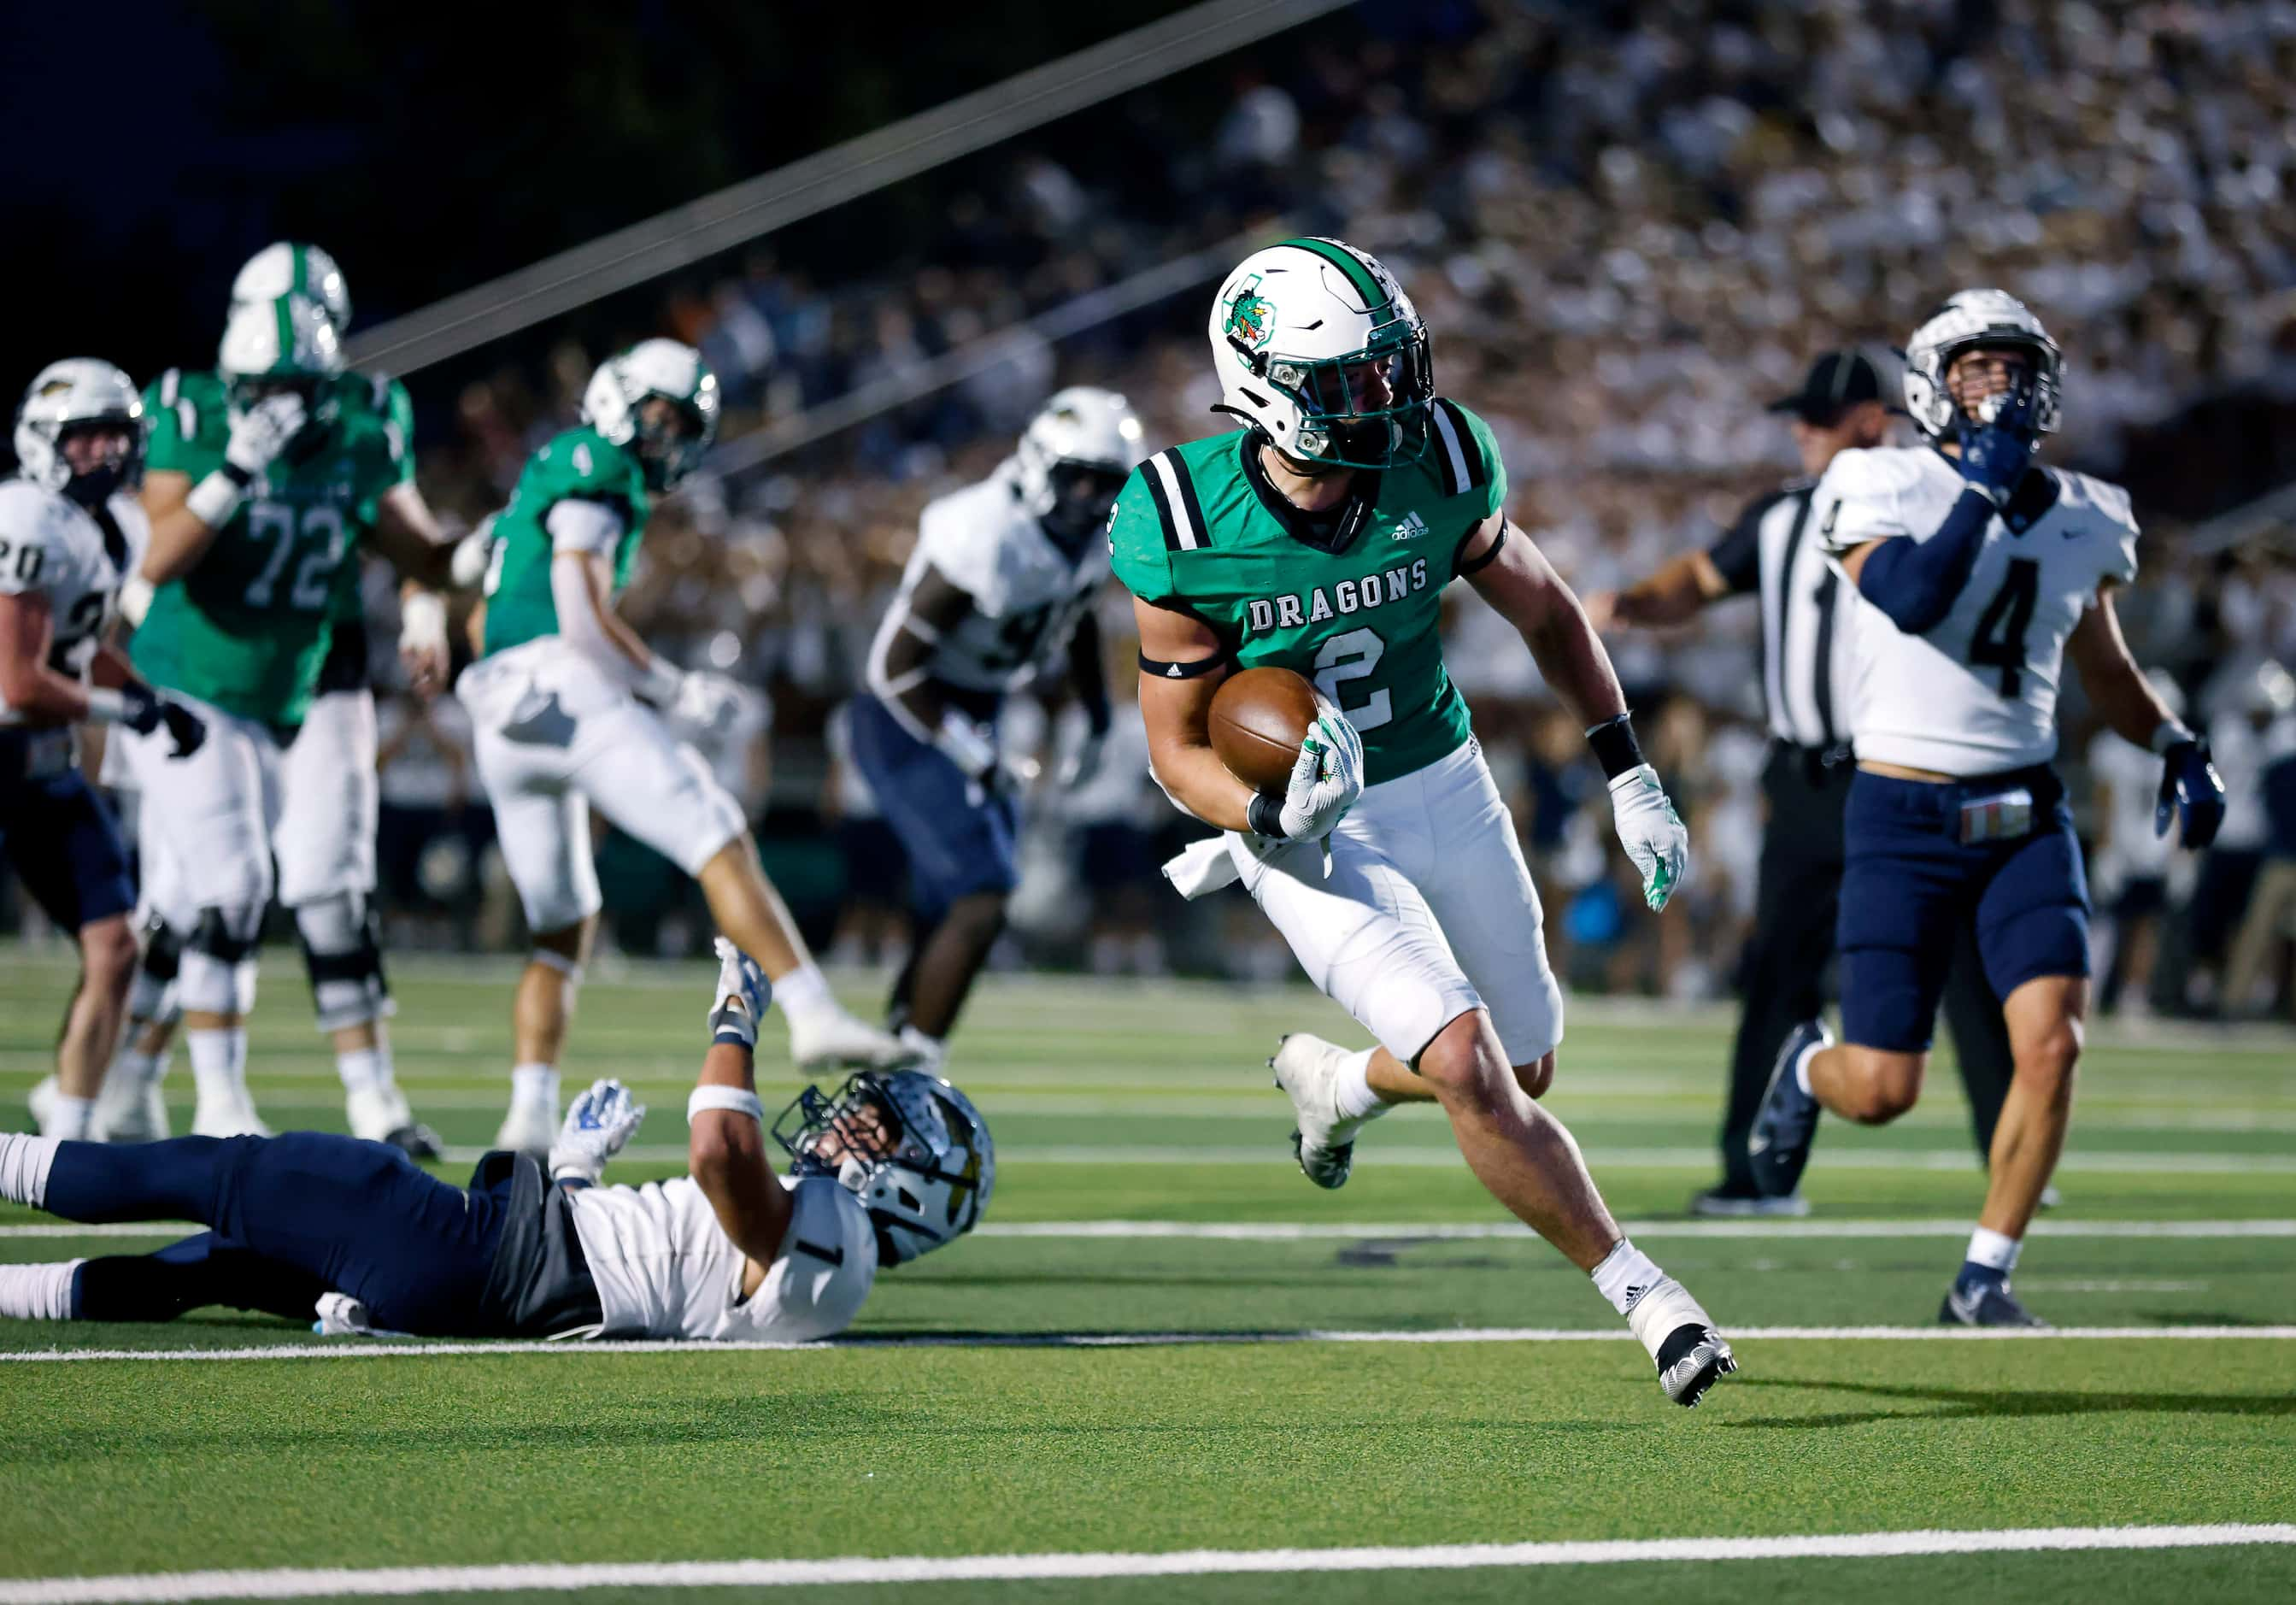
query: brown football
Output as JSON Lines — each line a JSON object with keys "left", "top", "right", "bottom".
{"left": 1208, "top": 666, "right": 1320, "bottom": 793}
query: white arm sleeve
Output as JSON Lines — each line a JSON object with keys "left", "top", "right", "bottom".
{"left": 549, "top": 548, "right": 680, "bottom": 701}
{"left": 546, "top": 497, "right": 625, "bottom": 557}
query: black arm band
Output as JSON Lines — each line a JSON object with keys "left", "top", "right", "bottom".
{"left": 1454, "top": 519, "right": 1510, "bottom": 579}
{"left": 1246, "top": 792, "right": 1288, "bottom": 838}
{"left": 219, "top": 462, "right": 255, "bottom": 490}
{"left": 1586, "top": 714, "right": 1644, "bottom": 780}
{"left": 1140, "top": 651, "right": 1230, "bottom": 680}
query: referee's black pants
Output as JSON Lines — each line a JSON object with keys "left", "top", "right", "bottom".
{"left": 1716, "top": 743, "right": 2018, "bottom": 1195}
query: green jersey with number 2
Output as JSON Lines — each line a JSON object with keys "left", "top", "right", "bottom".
{"left": 478, "top": 426, "right": 652, "bottom": 660}
{"left": 1107, "top": 398, "right": 1506, "bottom": 785}
{"left": 133, "top": 367, "right": 407, "bottom": 725}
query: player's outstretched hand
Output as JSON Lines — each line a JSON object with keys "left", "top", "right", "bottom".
{"left": 706, "top": 936, "right": 772, "bottom": 1048}
{"left": 1608, "top": 762, "right": 1690, "bottom": 911}
{"left": 671, "top": 670, "right": 747, "bottom": 737}
{"left": 224, "top": 392, "right": 308, "bottom": 478}
{"left": 1277, "top": 707, "right": 1364, "bottom": 843}
{"left": 120, "top": 684, "right": 207, "bottom": 759}
{"left": 2155, "top": 736, "right": 2227, "bottom": 850}
{"left": 548, "top": 1078, "right": 647, "bottom": 1185}
{"left": 1954, "top": 372, "right": 2043, "bottom": 504}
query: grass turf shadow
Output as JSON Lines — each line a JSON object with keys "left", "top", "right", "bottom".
{"left": 1723, "top": 1375, "right": 2296, "bottom": 1431}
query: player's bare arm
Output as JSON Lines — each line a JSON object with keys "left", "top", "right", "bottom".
{"left": 866, "top": 563, "right": 977, "bottom": 741}
{"left": 2067, "top": 585, "right": 2227, "bottom": 846}
{"left": 1132, "top": 593, "right": 1255, "bottom": 832}
{"left": 0, "top": 588, "right": 87, "bottom": 726}
{"left": 1586, "top": 549, "right": 1729, "bottom": 632}
{"left": 1458, "top": 513, "right": 1628, "bottom": 726}
{"left": 688, "top": 951, "right": 795, "bottom": 1296}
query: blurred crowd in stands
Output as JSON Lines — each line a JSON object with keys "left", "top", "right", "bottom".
{"left": 15, "top": 0, "right": 2296, "bottom": 1018}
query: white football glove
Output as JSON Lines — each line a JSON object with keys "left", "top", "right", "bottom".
{"left": 1608, "top": 762, "right": 1690, "bottom": 912}
{"left": 397, "top": 591, "right": 449, "bottom": 694}
{"left": 448, "top": 520, "right": 496, "bottom": 591}
{"left": 547, "top": 1077, "right": 647, "bottom": 1184}
{"left": 224, "top": 393, "right": 308, "bottom": 478}
{"left": 1278, "top": 707, "right": 1365, "bottom": 843}
{"left": 706, "top": 936, "right": 773, "bottom": 1048}
{"left": 670, "top": 670, "right": 747, "bottom": 737}
{"left": 937, "top": 708, "right": 1038, "bottom": 803}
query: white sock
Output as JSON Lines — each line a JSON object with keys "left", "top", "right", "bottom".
{"left": 0, "top": 1260, "right": 83, "bottom": 1320}
{"left": 1793, "top": 1040, "right": 1818, "bottom": 1096}
{"left": 40, "top": 1094, "right": 97, "bottom": 1140}
{"left": 1332, "top": 1048, "right": 1383, "bottom": 1121}
{"left": 186, "top": 1027, "right": 249, "bottom": 1108}
{"left": 511, "top": 1063, "right": 559, "bottom": 1109}
{"left": 337, "top": 1046, "right": 388, "bottom": 1096}
{"left": 898, "top": 1025, "right": 947, "bottom": 1072}
{"left": 118, "top": 1049, "right": 167, "bottom": 1089}
{"left": 0, "top": 1132, "right": 63, "bottom": 1208}
{"left": 1965, "top": 1226, "right": 2023, "bottom": 1273}
{"left": 772, "top": 961, "right": 836, "bottom": 1022}
{"left": 1589, "top": 1238, "right": 1667, "bottom": 1318}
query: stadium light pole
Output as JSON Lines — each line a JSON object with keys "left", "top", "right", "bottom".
{"left": 345, "top": 0, "right": 1353, "bottom": 377}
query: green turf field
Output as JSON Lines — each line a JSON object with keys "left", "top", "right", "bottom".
{"left": 3, "top": 945, "right": 2292, "bottom": 1602}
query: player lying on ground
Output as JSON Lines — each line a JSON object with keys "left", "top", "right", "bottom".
{"left": 96, "top": 242, "right": 454, "bottom": 1156}
{"left": 1109, "top": 237, "right": 1732, "bottom": 1406}
{"left": 3, "top": 361, "right": 207, "bottom": 1140}
{"left": 0, "top": 943, "right": 995, "bottom": 1342}
{"left": 1748, "top": 290, "right": 2228, "bottom": 1326}
{"left": 854, "top": 387, "right": 1148, "bottom": 1069}
{"left": 458, "top": 340, "right": 913, "bottom": 1160}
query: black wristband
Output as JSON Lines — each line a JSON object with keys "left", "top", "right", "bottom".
{"left": 219, "top": 461, "right": 255, "bottom": 490}
{"left": 1246, "top": 791, "right": 1288, "bottom": 838}
{"left": 1586, "top": 714, "right": 1644, "bottom": 780}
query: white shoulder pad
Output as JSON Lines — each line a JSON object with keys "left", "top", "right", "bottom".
{"left": 2062, "top": 470, "right": 2140, "bottom": 586}
{"left": 732, "top": 1177, "right": 878, "bottom": 1343}
{"left": 1813, "top": 447, "right": 1941, "bottom": 555}
{"left": 917, "top": 477, "right": 1028, "bottom": 614}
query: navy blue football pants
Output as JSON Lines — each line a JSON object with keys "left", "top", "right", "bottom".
{"left": 47, "top": 1132, "right": 508, "bottom": 1334}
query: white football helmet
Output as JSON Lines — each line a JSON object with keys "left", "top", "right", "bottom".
{"left": 14, "top": 359, "right": 146, "bottom": 504}
{"left": 1207, "top": 237, "right": 1433, "bottom": 470}
{"left": 1902, "top": 289, "right": 2063, "bottom": 441}
{"left": 1010, "top": 385, "right": 1147, "bottom": 538}
{"left": 232, "top": 242, "right": 353, "bottom": 331}
{"left": 773, "top": 1069, "right": 994, "bottom": 1267}
{"left": 219, "top": 291, "right": 344, "bottom": 427}
{"left": 581, "top": 338, "right": 720, "bottom": 491}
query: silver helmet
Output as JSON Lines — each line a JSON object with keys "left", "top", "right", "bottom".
{"left": 773, "top": 1069, "right": 994, "bottom": 1267}
{"left": 1009, "top": 385, "right": 1148, "bottom": 538}
{"left": 14, "top": 358, "right": 146, "bottom": 505}
{"left": 1901, "top": 289, "right": 2063, "bottom": 441}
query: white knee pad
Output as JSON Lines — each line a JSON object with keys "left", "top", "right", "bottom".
{"left": 294, "top": 891, "right": 394, "bottom": 1033}
{"left": 179, "top": 954, "right": 258, "bottom": 1017}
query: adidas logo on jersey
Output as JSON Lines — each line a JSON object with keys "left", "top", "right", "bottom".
{"left": 1391, "top": 510, "right": 1430, "bottom": 541}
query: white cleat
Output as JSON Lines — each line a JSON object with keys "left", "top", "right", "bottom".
{"left": 93, "top": 1069, "right": 169, "bottom": 1144}
{"left": 493, "top": 1098, "right": 558, "bottom": 1161}
{"left": 1270, "top": 1032, "right": 1376, "bottom": 1191}
{"left": 347, "top": 1085, "right": 443, "bottom": 1160}
{"left": 27, "top": 1077, "right": 99, "bottom": 1141}
{"left": 787, "top": 1008, "right": 916, "bottom": 1074}
{"left": 191, "top": 1092, "right": 272, "bottom": 1139}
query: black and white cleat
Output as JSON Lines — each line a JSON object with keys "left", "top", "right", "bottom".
{"left": 1747, "top": 1019, "right": 1831, "bottom": 1199}
{"left": 1655, "top": 1322, "right": 1739, "bottom": 1408}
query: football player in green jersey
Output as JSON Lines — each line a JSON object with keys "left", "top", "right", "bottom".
{"left": 109, "top": 289, "right": 460, "bottom": 1143}
{"left": 1110, "top": 238, "right": 1732, "bottom": 1406}
{"left": 460, "top": 340, "right": 907, "bottom": 1158}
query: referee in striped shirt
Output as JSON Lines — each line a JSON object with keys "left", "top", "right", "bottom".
{"left": 1590, "top": 351, "right": 2017, "bottom": 1215}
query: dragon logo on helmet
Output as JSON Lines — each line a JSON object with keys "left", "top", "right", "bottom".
{"left": 1221, "top": 273, "right": 1276, "bottom": 356}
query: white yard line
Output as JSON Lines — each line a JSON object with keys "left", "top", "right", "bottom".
{"left": 2, "top": 1325, "right": 2291, "bottom": 1365}
{"left": 6, "top": 1217, "right": 2293, "bottom": 1242}
{"left": 0, "top": 1524, "right": 2290, "bottom": 1602}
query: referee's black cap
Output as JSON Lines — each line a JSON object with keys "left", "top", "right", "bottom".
{"left": 1766, "top": 350, "right": 1885, "bottom": 424}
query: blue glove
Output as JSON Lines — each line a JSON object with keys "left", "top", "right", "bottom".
{"left": 2155, "top": 737, "right": 2227, "bottom": 850}
{"left": 547, "top": 1078, "right": 647, "bottom": 1184}
{"left": 1954, "top": 373, "right": 2044, "bottom": 504}
{"left": 706, "top": 937, "right": 772, "bottom": 1048}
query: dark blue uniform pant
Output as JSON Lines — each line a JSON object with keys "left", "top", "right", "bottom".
{"left": 48, "top": 1132, "right": 508, "bottom": 1335}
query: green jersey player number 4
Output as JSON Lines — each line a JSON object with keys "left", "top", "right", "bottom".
{"left": 1112, "top": 237, "right": 1732, "bottom": 1408}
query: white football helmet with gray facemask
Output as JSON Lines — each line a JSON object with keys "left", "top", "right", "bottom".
{"left": 773, "top": 1068, "right": 994, "bottom": 1267}
{"left": 1009, "top": 385, "right": 1147, "bottom": 539}
{"left": 581, "top": 339, "right": 720, "bottom": 491}
{"left": 1207, "top": 237, "right": 1434, "bottom": 470}
{"left": 1901, "top": 289, "right": 2064, "bottom": 441}
{"left": 13, "top": 359, "right": 146, "bottom": 505}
